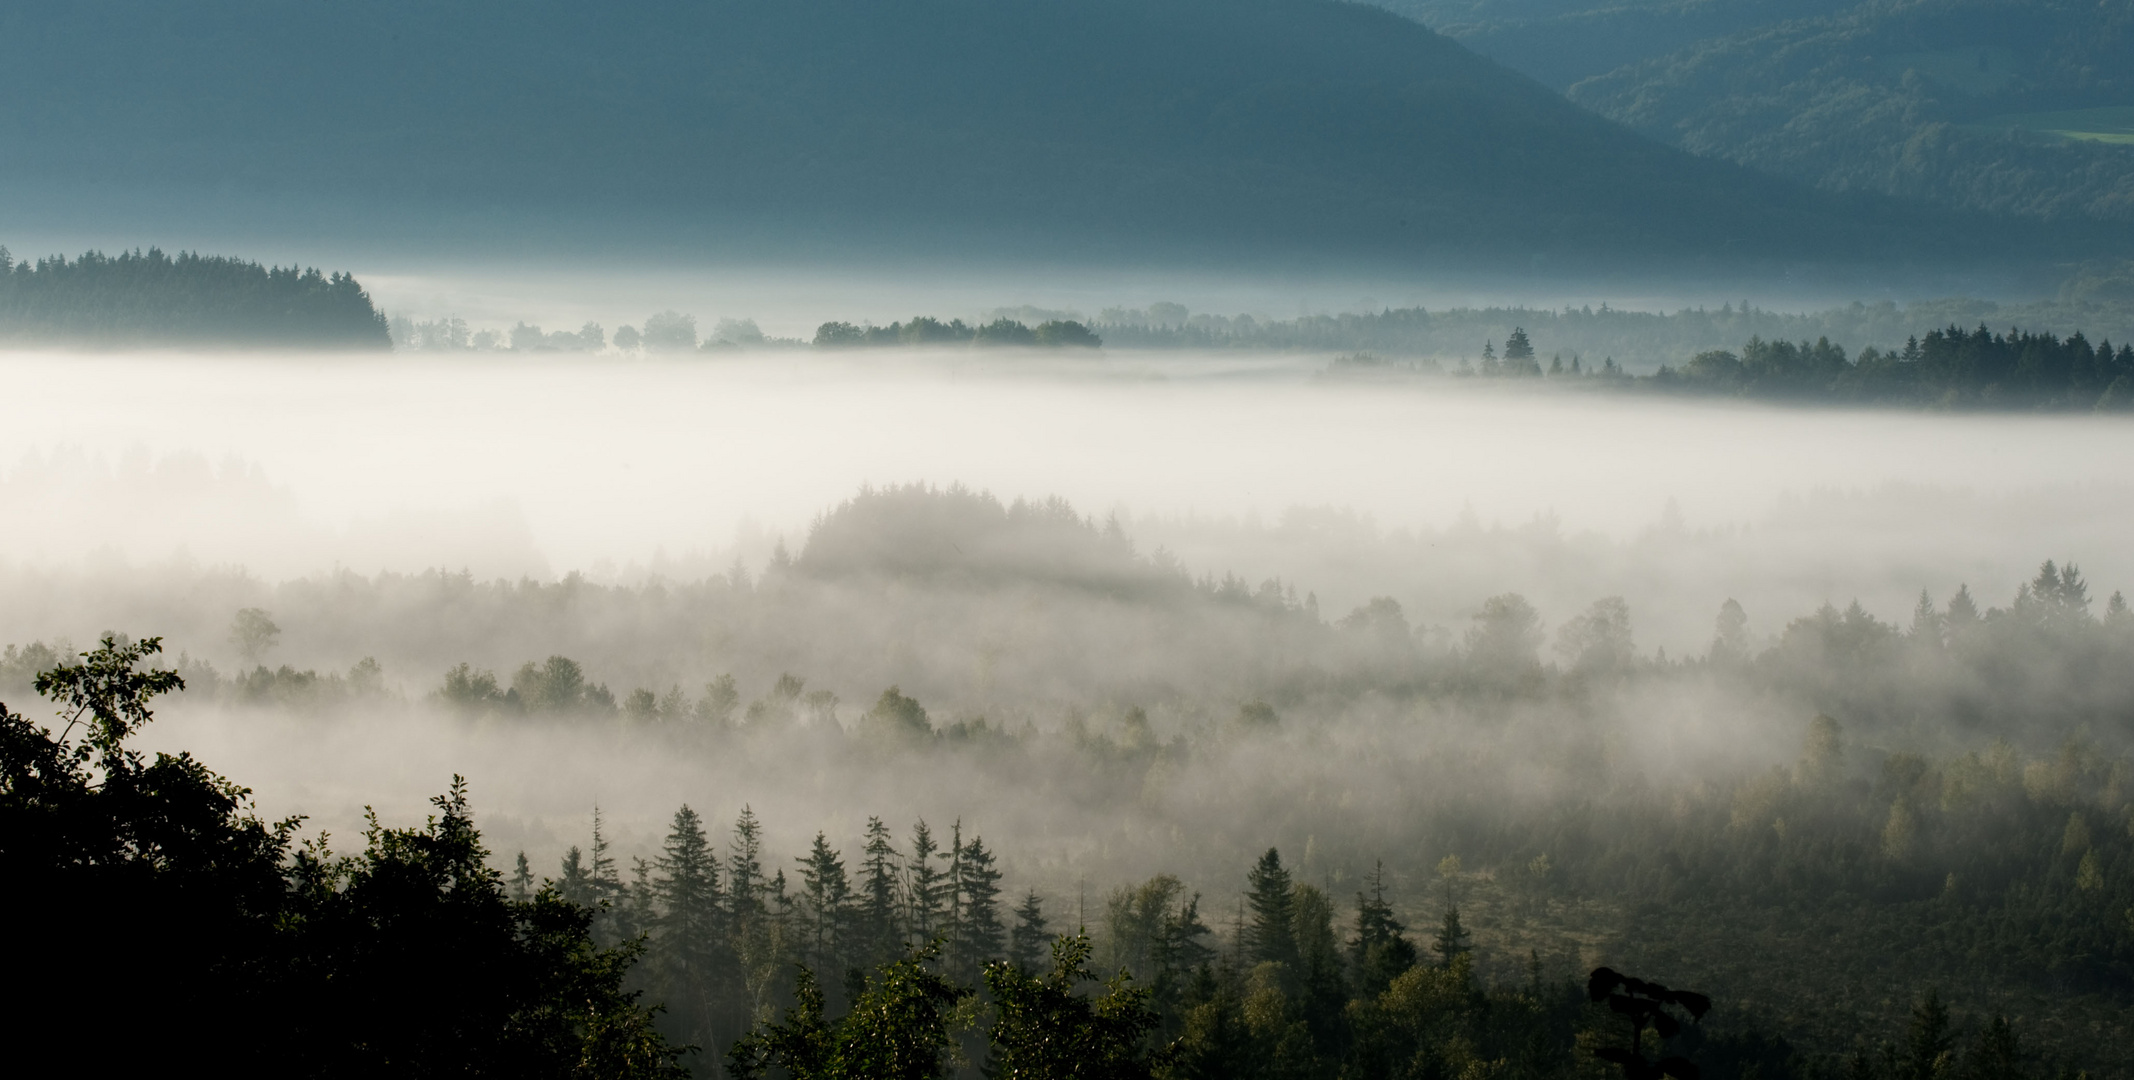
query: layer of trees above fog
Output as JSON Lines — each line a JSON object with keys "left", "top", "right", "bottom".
{"left": 0, "top": 246, "right": 390, "bottom": 349}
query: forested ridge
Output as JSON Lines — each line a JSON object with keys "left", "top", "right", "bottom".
{"left": 1562, "top": 0, "right": 2134, "bottom": 226}
{"left": 0, "top": 246, "right": 390, "bottom": 349}
{"left": 9, "top": 488, "right": 2134, "bottom": 1075}
{"left": 0, "top": 0, "right": 2035, "bottom": 265}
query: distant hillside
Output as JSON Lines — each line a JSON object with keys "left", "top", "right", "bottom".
{"left": 0, "top": 248, "right": 390, "bottom": 350}
{"left": 1566, "top": 0, "right": 2134, "bottom": 224}
{"left": 1366, "top": 0, "right": 1856, "bottom": 88}
{"left": 0, "top": 0, "right": 2038, "bottom": 267}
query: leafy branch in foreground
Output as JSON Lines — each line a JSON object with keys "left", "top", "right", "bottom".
{"left": 1, "top": 633, "right": 685, "bottom": 1078}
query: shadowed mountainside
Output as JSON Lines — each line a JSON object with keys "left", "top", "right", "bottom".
{"left": 0, "top": 0, "right": 2053, "bottom": 268}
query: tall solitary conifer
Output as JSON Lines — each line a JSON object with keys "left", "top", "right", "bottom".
{"left": 955, "top": 831, "right": 1005, "bottom": 979}
{"left": 1245, "top": 847, "right": 1297, "bottom": 967}
{"left": 798, "top": 831, "right": 852, "bottom": 975}
{"left": 1351, "top": 860, "right": 1417, "bottom": 995}
{"left": 1010, "top": 891, "right": 1050, "bottom": 971}
{"left": 907, "top": 819, "right": 946, "bottom": 946}
{"left": 857, "top": 816, "right": 905, "bottom": 966}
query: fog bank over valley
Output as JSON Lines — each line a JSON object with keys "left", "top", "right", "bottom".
{"left": 5, "top": 351, "right": 2131, "bottom": 880}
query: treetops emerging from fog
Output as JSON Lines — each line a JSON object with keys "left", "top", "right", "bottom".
{"left": 0, "top": 246, "right": 390, "bottom": 349}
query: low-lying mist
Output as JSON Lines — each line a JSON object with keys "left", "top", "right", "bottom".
{"left": 7, "top": 347, "right": 2134, "bottom": 1063}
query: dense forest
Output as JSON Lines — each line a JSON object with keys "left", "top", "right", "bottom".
{"left": 1370, "top": 0, "right": 1858, "bottom": 89}
{"left": 0, "top": 246, "right": 390, "bottom": 349}
{"left": 1565, "top": 0, "right": 2134, "bottom": 225}
{"left": 8, "top": 486, "right": 2133, "bottom": 1075}
{"left": 8, "top": 625, "right": 2128, "bottom": 1078}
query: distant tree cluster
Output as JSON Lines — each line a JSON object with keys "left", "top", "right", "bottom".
{"left": 814, "top": 316, "right": 1101, "bottom": 349}
{"left": 0, "top": 246, "right": 390, "bottom": 349}
{"left": 1671, "top": 325, "right": 2134, "bottom": 408}
{"left": 388, "top": 311, "right": 772, "bottom": 353}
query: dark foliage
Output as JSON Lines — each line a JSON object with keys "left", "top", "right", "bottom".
{"left": 1568, "top": 0, "right": 2134, "bottom": 225}
{"left": 0, "top": 246, "right": 390, "bottom": 349}
{"left": 1669, "top": 325, "right": 2134, "bottom": 409}
{"left": 0, "top": 636, "right": 683, "bottom": 1077}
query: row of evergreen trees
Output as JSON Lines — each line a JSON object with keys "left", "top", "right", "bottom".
{"left": 0, "top": 246, "right": 391, "bottom": 348}
{"left": 543, "top": 804, "right": 1026, "bottom": 1057}
{"left": 813, "top": 316, "right": 1101, "bottom": 348}
{"left": 1673, "top": 325, "right": 2134, "bottom": 408}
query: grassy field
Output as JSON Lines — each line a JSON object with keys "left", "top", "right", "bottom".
{"left": 1971, "top": 105, "right": 2134, "bottom": 144}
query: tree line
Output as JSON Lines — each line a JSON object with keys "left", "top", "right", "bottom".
{"left": 813, "top": 316, "right": 1101, "bottom": 349}
{"left": 0, "top": 246, "right": 391, "bottom": 349}
{"left": 5, "top": 634, "right": 2111, "bottom": 1077}
{"left": 1670, "top": 326, "right": 2134, "bottom": 408}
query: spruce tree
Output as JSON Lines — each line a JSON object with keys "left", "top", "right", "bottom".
{"left": 730, "top": 806, "right": 767, "bottom": 918}
{"left": 510, "top": 851, "right": 535, "bottom": 904}
{"left": 1291, "top": 884, "right": 1349, "bottom": 1050}
{"left": 652, "top": 805, "right": 723, "bottom": 1051}
{"left": 798, "top": 831, "right": 852, "bottom": 975}
{"left": 857, "top": 816, "right": 905, "bottom": 966}
{"left": 557, "top": 845, "right": 595, "bottom": 908}
{"left": 1244, "top": 848, "right": 1297, "bottom": 967}
{"left": 1351, "top": 860, "right": 1417, "bottom": 996}
{"left": 589, "top": 805, "right": 623, "bottom": 943}
{"left": 945, "top": 821, "right": 967, "bottom": 967}
{"left": 1433, "top": 906, "right": 1471, "bottom": 967}
{"left": 907, "top": 819, "right": 946, "bottom": 946}
{"left": 1010, "top": 891, "right": 1050, "bottom": 971}
{"left": 956, "top": 831, "right": 1006, "bottom": 979}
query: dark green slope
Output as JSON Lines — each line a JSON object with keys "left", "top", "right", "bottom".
{"left": 0, "top": 0, "right": 2023, "bottom": 264}
{"left": 1567, "top": 0, "right": 2134, "bottom": 226}
{"left": 1366, "top": 0, "right": 1858, "bottom": 90}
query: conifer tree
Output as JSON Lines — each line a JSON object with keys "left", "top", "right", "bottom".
{"left": 907, "top": 819, "right": 946, "bottom": 946}
{"left": 1010, "top": 891, "right": 1050, "bottom": 971}
{"left": 653, "top": 805, "right": 724, "bottom": 1047}
{"left": 510, "top": 851, "right": 535, "bottom": 904}
{"left": 1291, "top": 884, "right": 1349, "bottom": 1049}
{"left": 1433, "top": 906, "right": 1472, "bottom": 967}
{"left": 1351, "top": 860, "right": 1417, "bottom": 996}
{"left": 956, "top": 831, "right": 1006, "bottom": 980}
{"left": 799, "top": 831, "right": 853, "bottom": 975}
{"left": 857, "top": 816, "right": 905, "bottom": 966}
{"left": 945, "top": 821, "right": 967, "bottom": 966}
{"left": 558, "top": 845, "right": 595, "bottom": 908}
{"left": 589, "top": 805, "right": 624, "bottom": 942}
{"left": 1158, "top": 892, "right": 1214, "bottom": 977}
{"left": 1244, "top": 848, "right": 1297, "bottom": 966}
{"left": 730, "top": 806, "right": 767, "bottom": 918}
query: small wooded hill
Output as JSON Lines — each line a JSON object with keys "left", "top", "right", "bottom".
{"left": 0, "top": 248, "right": 390, "bottom": 350}
{"left": 0, "top": 0, "right": 2011, "bottom": 266}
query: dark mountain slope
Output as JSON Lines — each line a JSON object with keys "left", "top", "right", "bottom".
{"left": 1367, "top": 0, "right": 1858, "bottom": 89}
{"left": 1568, "top": 0, "right": 2134, "bottom": 225}
{"left": 0, "top": 0, "right": 2039, "bottom": 265}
